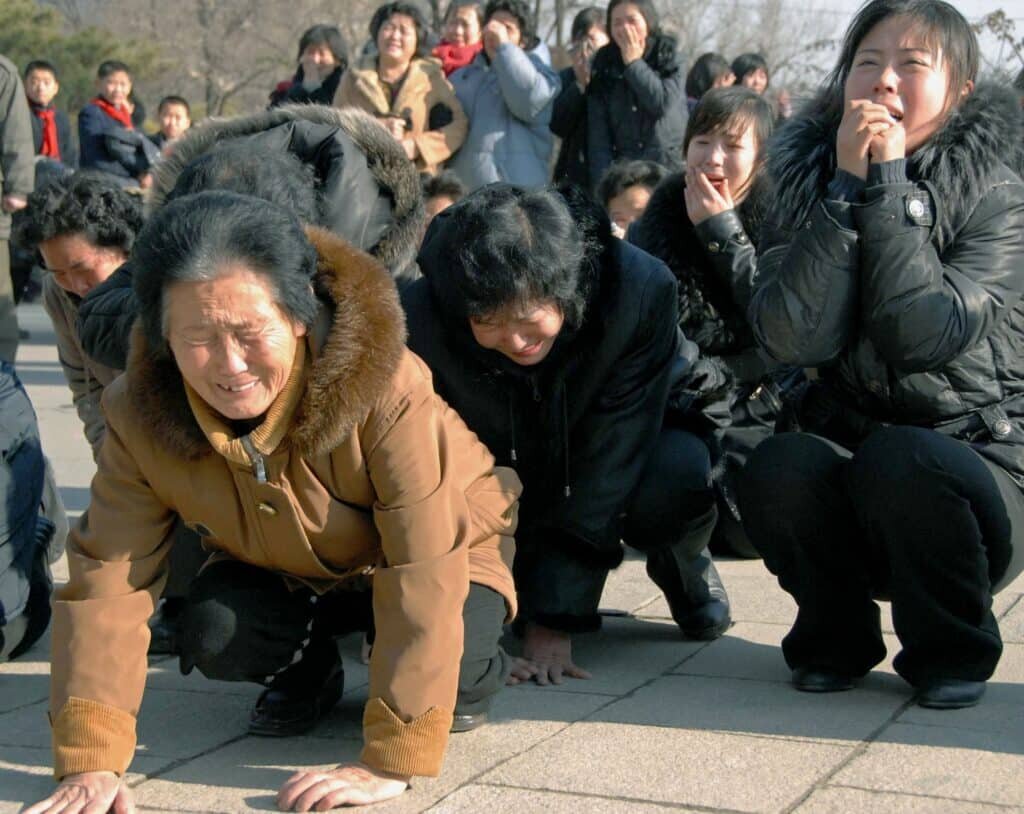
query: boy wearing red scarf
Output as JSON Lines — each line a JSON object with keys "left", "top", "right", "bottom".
{"left": 24, "top": 61, "right": 76, "bottom": 168}
{"left": 78, "top": 61, "right": 157, "bottom": 189}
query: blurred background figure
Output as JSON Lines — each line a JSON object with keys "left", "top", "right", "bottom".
{"left": 24, "top": 60, "right": 76, "bottom": 168}
{"left": 421, "top": 169, "right": 466, "bottom": 230}
{"left": 731, "top": 52, "right": 769, "bottom": 95}
{"left": 597, "top": 158, "right": 667, "bottom": 237}
{"left": 551, "top": 6, "right": 607, "bottom": 188}
{"left": 685, "top": 52, "right": 734, "bottom": 113}
{"left": 433, "top": 0, "right": 485, "bottom": 77}
{"left": 269, "top": 24, "right": 349, "bottom": 107}
{"left": 150, "top": 95, "right": 191, "bottom": 153}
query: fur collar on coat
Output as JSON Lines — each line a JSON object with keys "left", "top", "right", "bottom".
{"left": 149, "top": 105, "right": 424, "bottom": 279}
{"left": 124, "top": 228, "right": 406, "bottom": 461}
{"left": 769, "top": 82, "right": 1024, "bottom": 247}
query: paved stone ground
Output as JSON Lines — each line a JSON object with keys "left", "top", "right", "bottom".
{"left": 3, "top": 302, "right": 1024, "bottom": 813}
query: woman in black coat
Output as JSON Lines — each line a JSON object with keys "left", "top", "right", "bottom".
{"left": 629, "top": 87, "right": 801, "bottom": 558}
{"left": 585, "top": 0, "right": 685, "bottom": 192}
{"left": 404, "top": 184, "right": 730, "bottom": 685}
{"left": 739, "top": 0, "right": 1024, "bottom": 709}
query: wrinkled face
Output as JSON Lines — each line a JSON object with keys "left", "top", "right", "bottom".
{"left": 610, "top": 3, "right": 649, "bottom": 45}
{"left": 166, "top": 266, "right": 307, "bottom": 422}
{"left": 159, "top": 103, "right": 191, "bottom": 141}
{"left": 843, "top": 15, "right": 963, "bottom": 154}
{"left": 488, "top": 10, "right": 523, "bottom": 46}
{"left": 38, "top": 233, "right": 126, "bottom": 299}
{"left": 98, "top": 70, "right": 131, "bottom": 107}
{"left": 607, "top": 184, "right": 652, "bottom": 233}
{"left": 470, "top": 301, "right": 565, "bottom": 366}
{"left": 686, "top": 120, "right": 759, "bottom": 204}
{"left": 378, "top": 13, "right": 418, "bottom": 64}
{"left": 445, "top": 5, "right": 482, "bottom": 46}
{"left": 26, "top": 69, "right": 59, "bottom": 106}
{"left": 741, "top": 67, "right": 768, "bottom": 94}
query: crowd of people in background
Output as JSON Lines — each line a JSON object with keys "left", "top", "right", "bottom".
{"left": 0, "top": 0, "right": 1023, "bottom": 811}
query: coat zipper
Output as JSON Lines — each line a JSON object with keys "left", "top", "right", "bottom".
{"left": 239, "top": 435, "right": 267, "bottom": 483}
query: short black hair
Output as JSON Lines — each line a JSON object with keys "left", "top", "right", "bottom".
{"left": 370, "top": 2, "right": 432, "bottom": 58}
{"left": 133, "top": 192, "right": 319, "bottom": 357}
{"left": 684, "top": 86, "right": 775, "bottom": 155}
{"left": 731, "top": 53, "right": 769, "bottom": 87}
{"left": 297, "top": 24, "right": 349, "bottom": 71}
{"left": 97, "top": 60, "right": 131, "bottom": 79}
{"left": 422, "top": 170, "right": 467, "bottom": 203}
{"left": 570, "top": 6, "right": 605, "bottom": 42}
{"left": 484, "top": 0, "right": 539, "bottom": 50}
{"left": 24, "top": 59, "right": 58, "bottom": 80}
{"left": 426, "top": 184, "right": 589, "bottom": 328}
{"left": 168, "top": 141, "right": 320, "bottom": 226}
{"left": 685, "top": 52, "right": 732, "bottom": 100}
{"left": 15, "top": 172, "right": 143, "bottom": 255}
{"left": 444, "top": 0, "right": 484, "bottom": 28}
{"left": 597, "top": 160, "right": 668, "bottom": 207}
{"left": 606, "top": 0, "right": 659, "bottom": 36}
{"left": 158, "top": 95, "right": 190, "bottom": 116}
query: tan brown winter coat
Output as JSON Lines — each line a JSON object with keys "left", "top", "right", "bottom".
{"left": 48, "top": 228, "right": 520, "bottom": 781}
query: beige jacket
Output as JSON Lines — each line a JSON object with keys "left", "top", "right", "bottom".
{"left": 41, "top": 275, "right": 121, "bottom": 459}
{"left": 335, "top": 56, "right": 468, "bottom": 174}
{"left": 49, "top": 228, "right": 520, "bottom": 781}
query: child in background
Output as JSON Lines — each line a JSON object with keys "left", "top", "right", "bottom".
{"left": 23, "top": 60, "right": 76, "bottom": 167}
{"left": 597, "top": 159, "right": 667, "bottom": 237}
{"left": 150, "top": 95, "right": 191, "bottom": 154}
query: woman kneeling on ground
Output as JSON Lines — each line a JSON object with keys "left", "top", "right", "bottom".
{"left": 739, "top": 0, "right": 1024, "bottom": 709}
{"left": 405, "top": 183, "right": 730, "bottom": 685}
{"left": 26, "top": 191, "right": 520, "bottom": 814}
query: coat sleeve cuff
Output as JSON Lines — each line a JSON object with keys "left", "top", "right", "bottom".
{"left": 360, "top": 697, "right": 452, "bottom": 778}
{"left": 51, "top": 697, "right": 137, "bottom": 780}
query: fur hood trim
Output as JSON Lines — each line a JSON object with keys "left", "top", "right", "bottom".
{"left": 769, "top": 82, "right": 1024, "bottom": 245}
{"left": 124, "top": 227, "right": 406, "bottom": 460}
{"left": 148, "top": 105, "right": 424, "bottom": 276}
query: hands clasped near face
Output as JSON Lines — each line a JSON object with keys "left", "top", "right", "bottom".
{"left": 837, "top": 99, "right": 906, "bottom": 180}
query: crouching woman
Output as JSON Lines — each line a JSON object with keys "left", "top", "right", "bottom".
{"left": 26, "top": 191, "right": 520, "bottom": 813}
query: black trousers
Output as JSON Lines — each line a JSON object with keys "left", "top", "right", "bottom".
{"left": 515, "top": 426, "right": 717, "bottom": 632}
{"left": 738, "top": 427, "right": 1024, "bottom": 684}
{"left": 178, "top": 559, "right": 509, "bottom": 715}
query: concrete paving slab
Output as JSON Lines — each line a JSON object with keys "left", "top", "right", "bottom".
{"left": 428, "top": 784, "right": 702, "bottom": 812}
{"left": 794, "top": 786, "right": 1020, "bottom": 813}
{"left": 598, "top": 558, "right": 662, "bottom": 616}
{"left": 1000, "top": 594, "right": 1024, "bottom": 644}
{"left": 833, "top": 723, "right": 1024, "bottom": 807}
{"left": 480, "top": 721, "right": 852, "bottom": 812}
{"left": 637, "top": 573, "right": 798, "bottom": 626}
{"left": 594, "top": 674, "right": 907, "bottom": 745}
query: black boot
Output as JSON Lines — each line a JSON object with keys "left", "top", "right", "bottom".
{"left": 249, "top": 644, "right": 344, "bottom": 737}
{"left": 646, "top": 507, "right": 732, "bottom": 640}
{"left": 148, "top": 597, "right": 186, "bottom": 655}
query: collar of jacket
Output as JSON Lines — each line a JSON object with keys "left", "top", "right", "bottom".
{"left": 768, "top": 82, "right": 1024, "bottom": 246}
{"left": 147, "top": 105, "right": 423, "bottom": 279}
{"left": 124, "top": 227, "right": 406, "bottom": 461}
{"left": 348, "top": 55, "right": 435, "bottom": 115}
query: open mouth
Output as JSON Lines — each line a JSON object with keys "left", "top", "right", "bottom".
{"left": 884, "top": 106, "right": 904, "bottom": 122}
{"left": 218, "top": 381, "right": 258, "bottom": 394}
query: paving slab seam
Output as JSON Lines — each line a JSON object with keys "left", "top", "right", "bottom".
{"left": 778, "top": 696, "right": 916, "bottom": 814}
{"left": 459, "top": 781, "right": 753, "bottom": 813}
{"left": 824, "top": 782, "right": 1024, "bottom": 810}
{"left": 0, "top": 695, "right": 50, "bottom": 715}
{"left": 998, "top": 593, "right": 1023, "bottom": 621}
{"left": 125, "top": 733, "right": 251, "bottom": 790}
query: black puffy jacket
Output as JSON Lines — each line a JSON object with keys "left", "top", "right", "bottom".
{"left": 750, "top": 84, "right": 1024, "bottom": 484}
{"left": 78, "top": 105, "right": 424, "bottom": 370}
{"left": 586, "top": 33, "right": 686, "bottom": 191}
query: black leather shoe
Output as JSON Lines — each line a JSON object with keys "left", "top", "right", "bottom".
{"left": 148, "top": 598, "right": 185, "bottom": 655}
{"left": 792, "top": 667, "right": 855, "bottom": 693}
{"left": 916, "top": 679, "right": 986, "bottom": 709}
{"left": 249, "top": 663, "right": 345, "bottom": 737}
{"left": 650, "top": 543, "right": 733, "bottom": 641}
{"left": 450, "top": 711, "right": 489, "bottom": 733}
{"left": 676, "top": 598, "right": 731, "bottom": 640}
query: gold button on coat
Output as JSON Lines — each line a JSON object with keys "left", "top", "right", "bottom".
{"left": 257, "top": 501, "right": 278, "bottom": 517}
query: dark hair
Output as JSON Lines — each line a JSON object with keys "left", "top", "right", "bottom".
{"left": 133, "top": 192, "right": 318, "bottom": 356}
{"left": 684, "top": 86, "right": 775, "bottom": 154}
{"left": 422, "top": 170, "right": 467, "bottom": 203}
{"left": 297, "top": 24, "right": 349, "bottom": 71}
{"left": 570, "top": 6, "right": 605, "bottom": 42}
{"left": 484, "top": 0, "right": 539, "bottom": 51}
{"left": 686, "top": 53, "right": 732, "bottom": 100}
{"left": 820, "top": 0, "right": 977, "bottom": 126}
{"left": 24, "top": 59, "right": 58, "bottom": 80}
{"left": 168, "top": 142, "right": 320, "bottom": 226}
{"left": 97, "top": 60, "right": 131, "bottom": 79}
{"left": 15, "top": 172, "right": 143, "bottom": 255}
{"left": 597, "top": 160, "right": 668, "bottom": 207}
{"left": 432, "top": 185, "right": 588, "bottom": 327}
{"left": 445, "top": 0, "right": 484, "bottom": 28}
{"left": 158, "top": 95, "right": 190, "bottom": 116}
{"left": 606, "top": 0, "right": 659, "bottom": 36}
{"left": 370, "top": 2, "right": 432, "bottom": 58}
{"left": 731, "top": 53, "right": 769, "bottom": 88}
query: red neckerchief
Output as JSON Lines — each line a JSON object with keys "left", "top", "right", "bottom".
{"left": 30, "top": 102, "right": 61, "bottom": 160}
{"left": 432, "top": 41, "right": 483, "bottom": 76}
{"left": 90, "top": 96, "right": 133, "bottom": 129}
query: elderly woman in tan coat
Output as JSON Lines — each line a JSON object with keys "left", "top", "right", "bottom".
{"left": 336, "top": 2, "right": 468, "bottom": 174}
{"left": 25, "top": 191, "right": 520, "bottom": 814}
